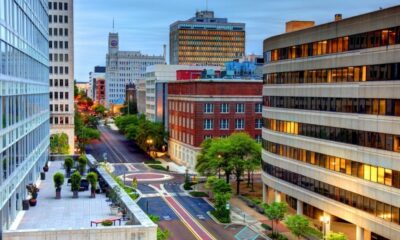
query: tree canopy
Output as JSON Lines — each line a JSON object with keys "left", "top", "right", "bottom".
{"left": 50, "top": 133, "right": 70, "bottom": 154}
{"left": 196, "top": 132, "right": 261, "bottom": 194}
{"left": 284, "top": 214, "right": 322, "bottom": 240}
{"left": 327, "top": 232, "right": 348, "bottom": 240}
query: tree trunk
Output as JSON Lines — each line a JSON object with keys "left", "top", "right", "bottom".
{"left": 247, "top": 170, "right": 251, "bottom": 187}
{"left": 236, "top": 173, "right": 241, "bottom": 195}
{"left": 225, "top": 172, "right": 230, "bottom": 184}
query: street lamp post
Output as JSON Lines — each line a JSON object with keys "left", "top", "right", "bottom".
{"left": 320, "top": 215, "right": 330, "bottom": 239}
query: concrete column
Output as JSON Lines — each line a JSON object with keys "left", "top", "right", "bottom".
{"left": 356, "top": 225, "right": 364, "bottom": 240}
{"left": 296, "top": 199, "right": 303, "bottom": 215}
{"left": 262, "top": 184, "right": 266, "bottom": 203}
{"left": 274, "top": 190, "right": 281, "bottom": 202}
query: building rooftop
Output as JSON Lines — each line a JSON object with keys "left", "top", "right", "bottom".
{"left": 11, "top": 161, "right": 122, "bottom": 230}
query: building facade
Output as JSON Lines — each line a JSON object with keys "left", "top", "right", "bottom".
{"left": 88, "top": 66, "right": 106, "bottom": 102}
{"left": 49, "top": 0, "right": 74, "bottom": 153}
{"left": 168, "top": 80, "right": 262, "bottom": 170}
{"left": 0, "top": 0, "right": 50, "bottom": 231}
{"left": 145, "top": 65, "right": 221, "bottom": 125}
{"left": 170, "top": 10, "right": 245, "bottom": 66}
{"left": 262, "top": 6, "right": 400, "bottom": 240}
{"left": 105, "top": 33, "right": 165, "bottom": 112}
{"left": 75, "top": 81, "right": 89, "bottom": 95}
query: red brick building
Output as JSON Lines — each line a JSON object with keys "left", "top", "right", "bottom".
{"left": 95, "top": 78, "right": 105, "bottom": 104}
{"left": 168, "top": 80, "right": 263, "bottom": 169}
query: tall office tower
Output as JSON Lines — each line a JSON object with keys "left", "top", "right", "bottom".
{"left": 262, "top": 6, "right": 400, "bottom": 240}
{"left": 48, "top": 0, "right": 75, "bottom": 153}
{"left": 170, "top": 10, "right": 245, "bottom": 66}
{"left": 105, "top": 33, "right": 165, "bottom": 112}
{"left": 0, "top": 0, "right": 50, "bottom": 230}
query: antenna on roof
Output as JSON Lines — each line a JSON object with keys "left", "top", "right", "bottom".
{"left": 112, "top": 18, "right": 115, "bottom": 32}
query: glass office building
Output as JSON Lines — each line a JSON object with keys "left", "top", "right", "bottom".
{"left": 170, "top": 11, "right": 245, "bottom": 66}
{"left": 0, "top": 0, "right": 50, "bottom": 231}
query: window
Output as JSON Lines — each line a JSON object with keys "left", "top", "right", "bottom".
{"left": 204, "top": 119, "right": 213, "bottom": 130}
{"left": 255, "top": 119, "right": 262, "bottom": 129}
{"left": 221, "top": 103, "right": 229, "bottom": 113}
{"left": 220, "top": 119, "right": 229, "bottom": 130}
{"left": 64, "top": 16, "right": 68, "bottom": 23}
{"left": 236, "top": 103, "right": 245, "bottom": 113}
{"left": 255, "top": 103, "right": 262, "bottom": 113}
{"left": 235, "top": 119, "right": 244, "bottom": 129}
{"left": 204, "top": 103, "right": 214, "bottom": 113}
{"left": 64, "top": 3, "right": 68, "bottom": 10}
{"left": 255, "top": 135, "right": 262, "bottom": 143}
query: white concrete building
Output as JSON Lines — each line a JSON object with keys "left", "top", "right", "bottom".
{"left": 105, "top": 33, "right": 165, "bottom": 111}
{"left": 0, "top": 0, "right": 50, "bottom": 232}
{"left": 262, "top": 6, "right": 400, "bottom": 240}
{"left": 144, "top": 65, "right": 221, "bottom": 123}
{"left": 49, "top": 0, "right": 75, "bottom": 153}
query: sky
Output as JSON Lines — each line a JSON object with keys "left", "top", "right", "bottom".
{"left": 74, "top": 0, "right": 400, "bottom": 82}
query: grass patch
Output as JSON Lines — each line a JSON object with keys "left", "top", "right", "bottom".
{"left": 189, "top": 191, "right": 208, "bottom": 197}
{"left": 148, "top": 164, "right": 168, "bottom": 171}
{"left": 145, "top": 160, "right": 162, "bottom": 164}
{"left": 210, "top": 210, "right": 230, "bottom": 223}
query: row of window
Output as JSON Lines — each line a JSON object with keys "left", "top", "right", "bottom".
{"left": 49, "top": 41, "right": 69, "bottom": 49}
{"left": 263, "top": 97, "right": 400, "bottom": 117}
{"left": 49, "top": 92, "right": 69, "bottom": 100}
{"left": 265, "top": 27, "right": 400, "bottom": 62}
{"left": 49, "top": 66, "right": 69, "bottom": 75}
{"left": 49, "top": 53, "right": 69, "bottom": 62}
{"left": 179, "top": 29, "right": 245, "bottom": 36}
{"left": 50, "top": 116, "right": 70, "bottom": 125}
{"left": 204, "top": 103, "right": 262, "bottom": 114}
{"left": 262, "top": 162, "right": 400, "bottom": 225}
{"left": 0, "top": 41, "right": 48, "bottom": 84}
{"left": 1, "top": 122, "right": 49, "bottom": 181}
{"left": 49, "top": 28, "right": 68, "bottom": 37}
{"left": 202, "top": 118, "right": 262, "bottom": 130}
{"left": 1, "top": 95, "right": 49, "bottom": 129}
{"left": 262, "top": 140, "right": 400, "bottom": 188}
{"left": 48, "top": 15, "right": 69, "bottom": 24}
{"left": 264, "top": 119, "right": 400, "bottom": 153}
{"left": 264, "top": 63, "right": 400, "bottom": 84}
{"left": 50, "top": 104, "right": 69, "bottom": 112}
{"left": 204, "top": 134, "right": 262, "bottom": 142}
{"left": 49, "top": 79, "right": 69, "bottom": 87}
{"left": 48, "top": 2, "right": 68, "bottom": 10}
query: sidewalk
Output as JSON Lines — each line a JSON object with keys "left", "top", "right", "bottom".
{"left": 229, "top": 197, "right": 293, "bottom": 240}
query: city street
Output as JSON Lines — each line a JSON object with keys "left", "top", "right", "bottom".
{"left": 86, "top": 125, "right": 247, "bottom": 240}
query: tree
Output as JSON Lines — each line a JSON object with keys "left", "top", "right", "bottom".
{"left": 50, "top": 133, "right": 69, "bottom": 154}
{"left": 284, "top": 214, "right": 322, "bottom": 240}
{"left": 327, "top": 232, "right": 348, "bottom": 240}
{"left": 196, "top": 132, "right": 261, "bottom": 195}
{"left": 264, "top": 202, "right": 288, "bottom": 234}
{"left": 93, "top": 104, "right": 106, "bottom": 116}
{"left": 206, "top": 177, "right": 232, "bottom": 223}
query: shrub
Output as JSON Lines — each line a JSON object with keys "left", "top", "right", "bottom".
{"left": 144, "top": 160, "right": 161, "bottom": 164}
{"left": 86, "top": 172, "right": 98, "bottom": 192}
{"left": 101, "top": 220, "right": 113, "bottom": 227}
{"left": 77, "top": 155, "right": 88, "bottom": 174}
{"left": 183, "top": 182, "right": 195, "bottom": 190}
{"left": 147, "top": 164, "right": 167, "bottom": 171}
{"left": 268, "top": 232, "right": 288, "bottom": 240}
{"left": 53, "top": 172, "right": 65, "bottom": 191}
{"left": 70, "top": 171, "right": 82, "bottom": 192}
{"left": 189, "top": 191, "right": 208, "bottom": 197}
{"left": 64, "top": 157, "right": 74, "bottom": 171}
{"left": 211, "top": 210, "right": 230, "bottom": 223}
{"left": 261, "top": 223, "right": 272, "bottom": 231}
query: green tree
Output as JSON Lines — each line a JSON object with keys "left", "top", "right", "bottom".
{"left": 148, "top": 214, "right": 171, "bottom": 240}
{"left": 284, "top": 214, "right": 322, "bottom": 240}
{"left": 93, "top": 104, "right": 106, "bottom": 116}
{"left": 196, "top": 133, "right": 261, "bottom": 195}
{"left": 327, "top": 232, "right": 348, "bottom": 240}
{"left": 206, "top": 176, "right": 232, "bottom": 195}
{"left": 206, "top": 177, "right": 232, "bottom": 223}
{"left": 50, "top": 133, "right": 69, "bottom": 154}
{"left": 264, "top": 202, "right": 288, "bottom": 234}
